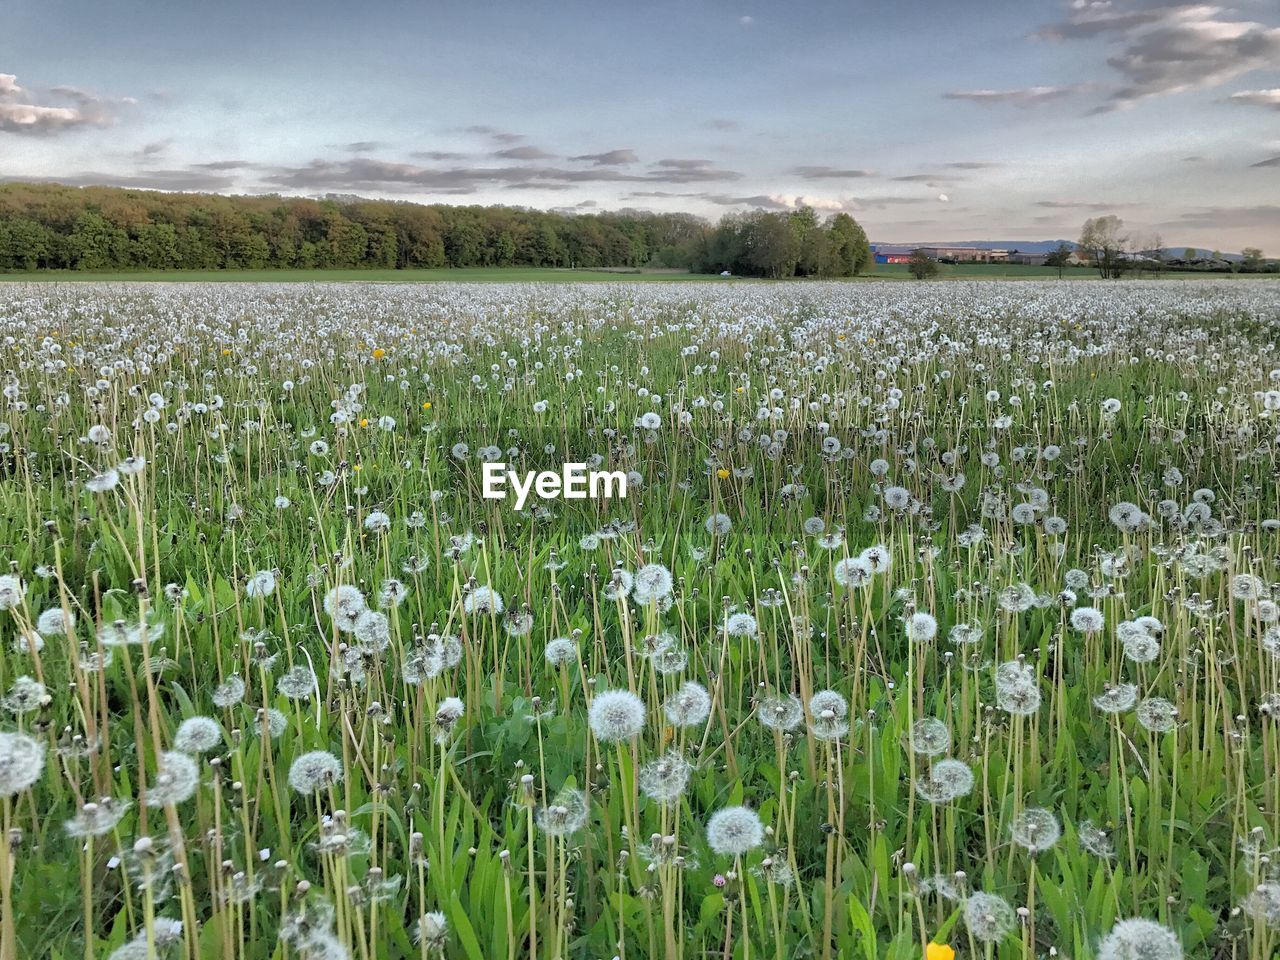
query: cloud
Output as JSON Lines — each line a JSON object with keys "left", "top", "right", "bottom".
{"left": 791, "top": 165, "right": 877, "bottom": 179}
{"left": 1159, "top": 204, "right": 1280, "bottom": 230}
{"left": 410, "top": 150, "right": 468, "bottom": 161}
{"left": 1230, "top": 88, "right": 1280, "bottom": 109}
{"left": 654, "top": 158, "right": 717, "bottom": 171}
{"left": 943, "top": 86, "right": 1079, "bottom": 107}
{"left": 1035, "top": 199, "right": 1127, "bottom": 210}
{"left": 847, "top": 195, "right": 933, "bottom": 209}
{"left": 14, "top": 168, "right": 239, "bottom": 191}
{"left": 138, "top": 138, "right": 171, "bottom": 158}
{"left": 945, "top": 161, "right": 1000, "bottom": 169}
{"left": 1252, "top": 155, "right": 1280, "bottom": 167}
{"left": 569, "top": 149, "right": 638, "bottom": 165}
{"left": 0, "top": 72, "right": 124, "bottom": 135}
{"left": 1037, "top": 1, "right": 1177, "bottom": 40}
{"left": 342, "top": 140, "right": 383, "bottom": 153}
{"left": 262, "top": 156, "right": 741, "bottom": 193}
{"left": 706, "top": 119, "right": 740, "bottom": 131}
{"left": 493, "top": 145, "right": 556, "bottom": 160}
{"left": 739, "top": 15, "right": 754, "bottom": 26}
{"left": 191, "top": 159, "right": 251, "bottom": 171}
{"left": 1040, "top": 3, "right": 1280, "bottom": 108}
{"left": 624, "top": 191, "right": 851, "bottom": 212}
{"left": 892, "top": 173, "right": 956, "bottom": 183}
{"left": 464, "top": 125, "right": 524, "bottom": 144}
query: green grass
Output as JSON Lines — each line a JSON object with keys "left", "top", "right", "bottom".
{"left": 870, "top": 262, "right": 1275, "bottom": 280}
{"left": 4, "top": 263, "right": 1271, "bottom": 283}
{"left": 0, "top": 281, "right": 1277, "bottom": 960}
{"left": 0, "top": 266, "right": 715, "bottom": 283}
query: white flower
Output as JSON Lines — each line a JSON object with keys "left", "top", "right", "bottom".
{"left": 706, "top": 806, "right": 764, "bottom": 856}
{"left": 588, "top": 689, "right": 646, "bottom": 742}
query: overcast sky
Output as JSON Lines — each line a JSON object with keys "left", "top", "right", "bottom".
{"left": 2, "top": 0, "right": 1277, "bottom": 250}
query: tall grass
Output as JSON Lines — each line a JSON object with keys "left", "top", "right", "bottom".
{"left": 0, "top": 279, "right": 1277, "bottom": 959}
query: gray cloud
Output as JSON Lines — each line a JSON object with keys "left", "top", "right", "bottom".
{"left": 791, "top": 165, "right": 877, "bottom": 179}
{"left": 410, "top": 150, "right": 468, "bottom": 161}
{"left": 15, "top": 168, "right": 238, "bottom": 191}
{"left": 1036, "top": 200, "right": 1127, "bottom": 210}
{"left": 191, "top": 159, "right": 251, "bottom": 171}
{"left": 1252, "top": 156, "right": 1280, "bottom": 168}
{"left": 892, "top": 173, "right": 956, "bottom": 183}
{"left": 1037, "top": 1, "right": 1180, "bottom": 41}
{"left": 944, "top": 86, "right": 1079, "bottom": 107}
{"left": 623, "top": 191, "right": 852, "bottom": 212}
{"left": 342, "top": 140, "right": 383, "bottom": 153}
{"left": 1040, "top": 2, "right": 1280, "bottom": 108}
{"left": 263, "top": 156, "right": 741, "bottom": 193}
{"left": 946, "top": 161, "right": 1000, "bottom": 169}
{"left": 1230, "top": 89, "right": 1280, "bottom": 109}
{"left": 0, "top": 72, "right": 123, "bottom": 135}
{"left": 1160, "top": 204, "right": 1280, "bottom": 230}
{"left": 654, "top": 158, "right": 716, "bottom": 171}
{"left": 138, "top": 138, "right": 171, "bottom": 158}
{"left": 493, "top": 145, "right": 557, "bottom": 160}
{"left": 569, "top": 149, "right": 638, "bottom": 165}
{"left": 464, "top": 125, "right": 524, "bottom": 144}
{"left": 851, "top": 196, "right": 933, "bottom": 207}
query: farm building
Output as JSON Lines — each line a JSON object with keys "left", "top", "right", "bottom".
{"left": 872, "top": 245, "right": 915, "bottom": 264}
{"left": 917, "top": 246, "right": 1009, "bottom": 263}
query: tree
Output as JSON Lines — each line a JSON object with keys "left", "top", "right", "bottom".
{"left": 69, "top": 211, "right": 126, "bottom": 270}
{"left": 1242, "top": 247, "right": 1264, "bottom": 271}
{"left": 743, "top": 212, "right": 800, "bottom": 279}
{"left": 828, "top": 213, "right": 872, "bottom": 276}
{"left": 1184, "top": 248, "right": 1197, "bottom": 260}
{"left": 1045, "top": 242, "right": 1073, "bottom": 280}
{"left": 531, "top": 225, "right": 561, "bottom": 267}
{"left": 1079, "top": 216, "right": 1130, "bottom": 279}
{"left": 790, "top": 207, "right": 831, "bottom": 277}
{"left": 1148, "top": 233, "right": 1165, "bottom": 275}
{"left": 0, "top": 181, "right": 888, "bottom": 276}
{"left": 908, "top": 249, "right": 939, "bottom": 280}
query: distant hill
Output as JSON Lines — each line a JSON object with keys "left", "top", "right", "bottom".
{"left": 871, "top": 240, "right": 1076, "bottom": 254}
{"left": 871, "top": 240, "right": 1243, "bottom": 258}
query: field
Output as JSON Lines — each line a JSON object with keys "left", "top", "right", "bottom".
{"left": 1, "top": 279, "right": 1279, "bottom": 960}
{"left": 2, "top": 265, "right": 1271, "bottom": 285}
{"left": 0, "top": 268, "right": 709, "bottom": 284}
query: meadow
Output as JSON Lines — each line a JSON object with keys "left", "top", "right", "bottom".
{"left": 0, "top": 279, "right": 1279, "bottom": 960}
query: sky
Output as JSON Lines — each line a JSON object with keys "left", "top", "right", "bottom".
{"left": 1, "top": 0, "right": 1278, "bottom": 251}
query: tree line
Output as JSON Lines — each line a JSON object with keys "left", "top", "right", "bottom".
{"left": 0, "top": 183, "right": 871, "bottom": 277}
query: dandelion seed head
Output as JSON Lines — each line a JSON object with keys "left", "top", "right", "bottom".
{"left": 588, "top": 689, "right": 646, "bottom": 742}
{"left": 706, "top": 806, "right": 764, "bottom": 856}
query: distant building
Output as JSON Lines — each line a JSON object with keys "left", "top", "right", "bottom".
{"left": 917, "top": 246, "right": 1009, "bottom": 263}
{"left": 874, "top": 252, "right": 913, "bottom": 264}
{"left": 1008, "top": 253, "right": 1048, "bottom": 266}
